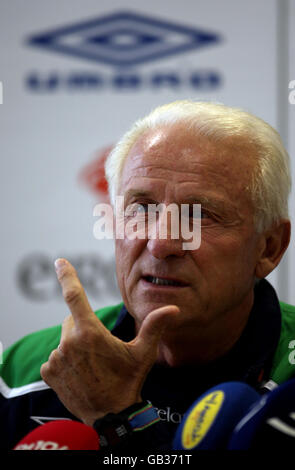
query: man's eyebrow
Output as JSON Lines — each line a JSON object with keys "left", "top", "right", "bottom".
{"left": 184, "top": 195, "right": 228, "bottom": 210}
{"left": 124, "top": 189, "right": 154, "bottom": 200}
{"left": 124, "top": 190, "right": 234, "bottom": 213}
{"left": 185, "top": 196, "right": 243, "bottom": 222}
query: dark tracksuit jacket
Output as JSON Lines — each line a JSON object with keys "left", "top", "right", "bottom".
{"left": 1, "top": 279, "right": 295, "bottom": 451}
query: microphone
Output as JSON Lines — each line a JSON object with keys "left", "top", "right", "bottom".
{"left": 228, "top": 377, "right": 295, "bottom": 449}
{"left": 173, "top": 381, "right": 259, "bottom": 450}
{"left": 13, "top": 420, "right": 100, "bottom": 450}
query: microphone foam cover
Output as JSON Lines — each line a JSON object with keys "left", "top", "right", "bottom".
{"left": 13, "top": 419, "right": 100, "bottom": 450}
{"left": 173, "top": 381, "right": 259, "bottom": 450}
{"left": 228, "top": 377, "right": 295, "bottom": 449}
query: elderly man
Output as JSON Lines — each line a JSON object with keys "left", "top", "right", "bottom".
{"left": 1, "top": 101, "right": 294, "bottom": 451}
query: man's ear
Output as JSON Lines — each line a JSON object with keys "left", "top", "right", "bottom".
{"left": 255, "top": 219, "right": 291, "bottom": 279}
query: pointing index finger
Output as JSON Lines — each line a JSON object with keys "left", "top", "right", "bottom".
{"left": 55, "top": 258, "right": 97, "bottom": 327}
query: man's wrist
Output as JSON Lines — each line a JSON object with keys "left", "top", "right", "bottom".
{"left": 93, "top": 401, "right": 160, "bottom": 448}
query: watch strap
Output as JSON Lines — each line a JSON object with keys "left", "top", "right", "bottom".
{"left": 93, "top": 401, "right": 160, "bottom": 448}
{"left": 128, "top": 402, "right": 160, "bottom": 432}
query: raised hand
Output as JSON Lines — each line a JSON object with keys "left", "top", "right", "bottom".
{"left": 40, "top": 258, "right": 179, "bottom": 426}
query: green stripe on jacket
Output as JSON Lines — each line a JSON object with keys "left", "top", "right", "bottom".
{"left": 1, "top": 300, "right": 295, "bottom": 391}
{"left": 0, "top": 303, "right": 123, "bottom": 389}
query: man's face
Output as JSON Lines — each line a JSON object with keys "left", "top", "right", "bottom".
{"left": 115, "top": 124, "right": 263, "bottom": 347}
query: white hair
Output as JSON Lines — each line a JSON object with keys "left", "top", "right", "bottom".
{"left": 105, "top": 100, "right": 291, "bottom": 232}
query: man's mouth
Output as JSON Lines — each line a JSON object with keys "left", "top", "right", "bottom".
{"left": 143, "top": 275, "right": 188, "bottom": 287}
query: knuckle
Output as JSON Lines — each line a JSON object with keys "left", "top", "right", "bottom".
{"left": 63, "top": 285, "right": 81, "bottom": 305}
{"left": 62, "top": 314, "right": 73, "bottom": 330}
{"left": 40, "top": 360, "right": 55, "bottom": 384}
{"left": 48, "top": 348, "right": 60, "bottom": 367}
{"left": 40, "top": 362, "right": 48, "bottom": 381}
{"left": 41, "top": 348, "right": 64, "bottom": 377}
{"left": 75, "top": 326, "right": 97, "bottom": 347}
{"left": 59, "top": 337, "right": 73, "bottom": 356}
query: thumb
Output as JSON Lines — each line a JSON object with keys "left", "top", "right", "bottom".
{"left": 135, "top": 305, "right": 179, "bottom": 356}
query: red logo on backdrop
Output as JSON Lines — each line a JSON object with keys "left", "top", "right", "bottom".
{"left": 78, "top": 146, "right": 113, "bottom": 202}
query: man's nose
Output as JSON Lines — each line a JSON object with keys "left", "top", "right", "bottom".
{"left": 146, "top": 236, "right": 185, "bottom": 259}
{"left": 146, "top": 211, "right": 185, "bottom": 259}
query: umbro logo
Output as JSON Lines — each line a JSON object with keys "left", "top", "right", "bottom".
{"left": 26, "top": 10, "right": 221, "bottom": 67}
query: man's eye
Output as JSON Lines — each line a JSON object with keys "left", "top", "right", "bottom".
{"left": 187, "top": 206, "right": 209, "bottom": 219}
{"left": 186, "top": 206, "right": 215, "bottom": 224}
{"left": 125, "top": 203, "right": 148, "bottom": 217}
{"left": 135, "top": 204, "right": 148, "bottom": 214}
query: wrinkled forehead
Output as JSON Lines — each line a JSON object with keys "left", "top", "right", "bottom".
{"left": 120, "top": 124, "right": 258, "bottom": 188}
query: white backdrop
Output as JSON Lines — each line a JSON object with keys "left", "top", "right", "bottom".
{"left": 0, "top": 0, "right": 294, "bottom": 349}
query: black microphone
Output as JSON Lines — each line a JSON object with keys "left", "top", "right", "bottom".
{"left": 173, "top": 381, "right": 259, "bottom": 450}
{"left": 228, "top": 377, "right": 295, "bottom": 449}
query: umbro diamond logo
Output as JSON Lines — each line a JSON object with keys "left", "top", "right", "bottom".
{"left": 27, "top": 10, "right": 221, "bottom": 67}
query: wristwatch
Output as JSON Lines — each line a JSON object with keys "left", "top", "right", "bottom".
{"left": 93, "top": 401, "right": 160, "bottom": 448}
